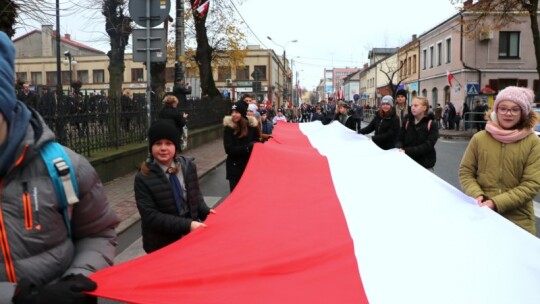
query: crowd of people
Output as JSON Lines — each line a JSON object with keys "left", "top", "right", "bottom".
{"left": 2, "top": 24, "right": 540, "bottom": 302}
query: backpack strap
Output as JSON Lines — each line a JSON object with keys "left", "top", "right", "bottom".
{"left": 40, "top": 142, "right": 79, "bottom": 238}
{"left": 406, "top": 119, "right": 432, "bottom": 131}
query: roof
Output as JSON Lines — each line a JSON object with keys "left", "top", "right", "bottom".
{"left": 13, "top": 29, "right": 105, "bottom": 54}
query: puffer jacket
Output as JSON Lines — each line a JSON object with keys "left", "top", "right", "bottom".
{"left": 158, "top": 105, "right": 186, "bottom": 131}
{"left": 0, "top": 110, "right": 119, "bottom": 301}
{"left": 395, "top": 115, "right": 439, "bottom": 169}
{"left": 223, "top": 115, "right": 260, "bottom": 181}
{"left": 134, "top": 156, "right": 210, "bottom": 253}
{"left": 459, "top": 128, "right": 540, "bottom": 235}
{"left": 359, "top": 110, "right": 400, "bottom": 150}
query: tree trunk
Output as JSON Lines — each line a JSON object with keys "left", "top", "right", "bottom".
{"left": 0, "top": 0, "right": 17, "bottom": 37}
{"left": 102, "top": 0, "right": 132, "bottom": 145}
{"left": 192, "top": 6, "right": 220, "bottom": 98}
{"left": 151, "top": 62, "right": 167, "bottom": 98}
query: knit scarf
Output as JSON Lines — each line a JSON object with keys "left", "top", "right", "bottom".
{"left": 485, "top": 121, "right": 533, "bottom": 144}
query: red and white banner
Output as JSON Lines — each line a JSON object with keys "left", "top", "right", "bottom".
{"left": 90, "top": 122, "right": 540, "bottom": 304}
{"left": 196, "top": 0, "right": 209, "bottom": 17}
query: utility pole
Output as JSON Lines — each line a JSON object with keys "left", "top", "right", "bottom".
{"left": 175, "top": 0, "right": 185, "bottom": 82}
{"left": 55, "top": 0, "right": 62, "bottom": 96}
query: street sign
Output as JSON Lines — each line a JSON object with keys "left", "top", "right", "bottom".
{"left": 466, "top": 84, "right": 480, "bottom": 96}
{"left": 132, "top": 29, "right": 167, "bottom": 62}
{"left": 129, "top": 0, "right": 171, "bottom": 28}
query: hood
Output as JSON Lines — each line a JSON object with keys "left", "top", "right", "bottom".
{"left": 11, "top": 108, "right": 55, "bottom": 168}
{"left": 223, "top": 115, "right": 258, "bottom": 128}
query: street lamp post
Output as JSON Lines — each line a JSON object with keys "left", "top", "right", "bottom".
{"left": 64, "top": 51, "right": 73, "bottom": 93}
{"left": 267, "top": 36, "right": 297, "bottom": 108}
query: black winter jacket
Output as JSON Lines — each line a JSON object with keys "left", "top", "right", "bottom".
{"left": 223, "top": 116, "right": 260, "bottom": 181}
{"left": 134, "top": 156, "right": 210, "bottom": 253}
{"left": 359, "top": 111, "right": 400, "bottom": 150}
{"left": 395, "top": 115, "right": 439, "bottom": 169}
{"left": 158, "top": 105, "right": 186, "bottom": 131}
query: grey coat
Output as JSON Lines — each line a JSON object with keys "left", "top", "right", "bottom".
{"left": 0, "top": 111, "right": 119, "bottom": 302}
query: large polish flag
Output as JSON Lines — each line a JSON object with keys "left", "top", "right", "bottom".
{"left": 90, "top": 122, "right": 540, "bottom": 304}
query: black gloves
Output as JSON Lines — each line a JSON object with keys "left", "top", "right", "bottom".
{"left": 13, "top": 274, "right": 97, "bottom": 304}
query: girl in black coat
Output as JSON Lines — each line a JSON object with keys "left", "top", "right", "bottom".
{"left": 158, "top": 95, "right": 188, "bottom": 133}
{"left": 359, "top": 95, "right": 400, "bottom": 150}
{"left": 135, "top": 120, "right": 214, "bottom": 253}
{"left": 395, "top": 96, "right": 439, "bottom": 169}
{"left": 223, "top": 102, "right": 260, "bottom": 191}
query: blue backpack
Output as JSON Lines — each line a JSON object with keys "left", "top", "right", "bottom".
{"left": 39, "top": 141, "right": 79, "bottom": 238}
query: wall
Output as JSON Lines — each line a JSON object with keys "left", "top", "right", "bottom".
{"left": 89, "top": 124, "right": 223, "bottom": 183}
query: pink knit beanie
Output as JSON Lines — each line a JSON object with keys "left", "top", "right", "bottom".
{"left": 494, "top": 86, "right": 534, "bottom": 115}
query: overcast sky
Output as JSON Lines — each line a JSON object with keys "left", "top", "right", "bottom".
{"left": 14, "top": 0, "right": 461, "bottom": 89}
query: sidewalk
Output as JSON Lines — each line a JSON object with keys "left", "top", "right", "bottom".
{"left": 104, "top": 138, "right": 227, "bottom": 235}
{"left": 438, "top": 127, "right": 475, "bottom": 139}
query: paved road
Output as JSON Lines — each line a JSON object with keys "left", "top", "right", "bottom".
{"left": 435, "top": 137, "right": 540, "bottom": 236}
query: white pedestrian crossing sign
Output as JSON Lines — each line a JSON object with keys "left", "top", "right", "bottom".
{"left": 467, "top": 84, "right": 480, "bottom": 96}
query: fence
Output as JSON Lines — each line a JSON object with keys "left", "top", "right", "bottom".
{"left": 39, "top": 93, "right": 229, "bottom": 157}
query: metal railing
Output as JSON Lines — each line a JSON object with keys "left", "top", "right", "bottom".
{"left": 37, "top": 94, "right": 229, "bottom": 157}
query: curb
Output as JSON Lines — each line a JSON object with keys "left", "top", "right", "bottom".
{"left": 115, "top": 156, "right": 227, "bottom": 235}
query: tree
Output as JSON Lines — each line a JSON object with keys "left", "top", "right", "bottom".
{"left": 186, "top": 0, "right": 247, "bottom": 98}
{"left": 0, "top": 0, "right": 18, "bottom": 37}
{"left": 451, "top": 0, "right": 540, "bottom": 101}
{"left": 102, "top": 0, "right": 132, "bottom": 101}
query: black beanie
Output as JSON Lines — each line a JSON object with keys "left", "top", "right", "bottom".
{"left": 148, "top": 119, "right": 181, "bottom": 153}
{"left": 396, "top": 89, "right": 408, "bottom": 98}
{"left": 232, "top": 101, "right": 247, "bottom": 119}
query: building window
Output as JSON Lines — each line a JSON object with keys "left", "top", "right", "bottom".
{"left": 445, "top": 38, "right": 451, "bottom": 63}
{"left": 93, "top": 69, "right": 105, "bottom": 83}
{"left": 407, "top": 57, "right": 412, "bottom": 75}
{"left": 499, "top": 31, "right": 520, "bottom": 58}
{"left": 236, "top": 66, "right": 249, "bottom": 81}
{"left": 432, "top": 87, "right": 438, "bottom": 104}
{"left": 422, "top": 89, "right": 427, "bottom": 97}
{"left": 61, "top": 71, "right": 71, "bottom": 85}
{"left": 413, "top": 55, "right": 417, "bottom": 74}
{"left": 46, "top": 72, "right": 57, "bottom": 85}
{"left": 429, "top": 46, "right": 434, "bottom": 68}
{"left": 253, "top": 65, "right": 267, "bottom": 80}
{"left": 422, "top": 49, "right": 427, "bottom": 70}
{"left": 437, "top": 42, "right": 442, "bottom": 66}
{"left": 165, "top": 67, "right": 175, "bottom": 82}
{"left": 77, "top": 70, "right": 89, "bottom": 84}
{"left": 31, "top": 72, "right": 42, "bottom": 85}
{"left": 444, "top": 86, "right": 450, "bottom": 103}
{"left": 218, "top": 66, "right": 232, "bottom": 81}
{"left": 16, "top": 72, "right": 27, "bottom": 82}
{"left": 131, "top": 68, "right": 144, "bottom": 82}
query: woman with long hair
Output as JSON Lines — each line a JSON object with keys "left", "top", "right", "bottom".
{"left": 223, "top": 102, "right": 260, "bottom": 191}
{"left": 395, "top": 96, "right": 439, "bottom": 170}
{"left": 459, "top": 86, "right": 540, "bottom": 234}
{"left": 358, "top": 95, "right": 400, "bottom": 150}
